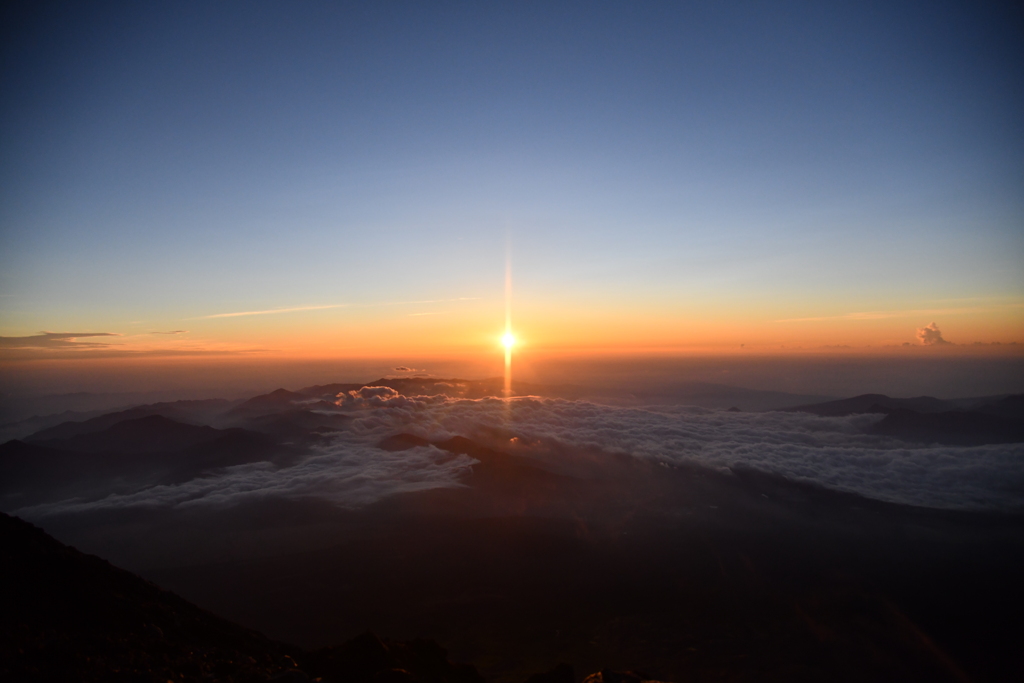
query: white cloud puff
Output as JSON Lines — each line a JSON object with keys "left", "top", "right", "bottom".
{"left": 335, "top": 385, "right": 448, "bottom": 409}
{"left": 916, "top": 322, "right": 952, "bottom": 345}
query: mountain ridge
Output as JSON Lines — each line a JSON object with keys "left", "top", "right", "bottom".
{"left": 0, "top": 511, "right": 487, "bottom": 683}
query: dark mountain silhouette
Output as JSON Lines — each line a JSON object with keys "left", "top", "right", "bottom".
{"left": 0, "top": 438, "right": 183, "bottom": 510}
{"left": 0, "top": 408, "right": 109, "bottom": 443}
{"left": 974, "top": 394, "right": 1024, "bottom": 421}
{"left": 784, "top": 393, "right": 1024, "bottom": 445}
{"left": 32, "top": 415, "right": 234, "bottom": 454}
{"left": 0, "top": 511, "right": 299, "bottom": 681}
{"left": 378, "top": 433, "right": 588, "bottom": 517}
{"left": 175, "top": 430, "right": 292, "bottom": 474}
{"left": 1, "top": 421, "right": 287, "bottom": 509}
{"left": 785, "top": 394, "right": 956, "bottom": 417}
{"left": 299, "top": 381, "right": 366, "bottom": 398}
{"left": 0, "top": 440, "right": 84, "bottom": 490}
{"left": 431, "top": 434, "right": 584, "bottom": 498}
{"left": 593, "top": 381, "right": 834, "bottom": 411}
{"left": 228, "top": 388, "right": 308, "bottom": 417}
{"left": 243, "top": 408, "right": 352, "bottom": 439}
{"left": 0, "top": 512, "right": 485, "bottom": 683}
{"left": 0, "top": 391, "right": 170, "bottom": 425}
{"left": 871, "top": 409, "right": 1024, "bottom": 446}
{"left": 24, "top": 399, "right": 233, "bottom": 442}
{"left": 946, "top": 394, "right": 1011, "bottom": 410}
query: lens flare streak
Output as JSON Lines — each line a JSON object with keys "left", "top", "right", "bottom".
{"left": 504, "top": 249, "right": 513, "bottom": 398}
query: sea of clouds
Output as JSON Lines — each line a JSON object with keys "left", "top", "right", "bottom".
{"left": 345, "top": 392, "right": 1024, "bottom": 511}
{"left": 17, "top": 389, "right": 1024, "bottom": 517}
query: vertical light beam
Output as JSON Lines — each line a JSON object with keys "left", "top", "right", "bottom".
{"left": 504, "top": 249, "right": 512, "bottom": 398}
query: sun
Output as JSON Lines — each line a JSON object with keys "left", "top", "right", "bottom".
{"left": 502, "top": 332, "right": 516, "bottom": 350}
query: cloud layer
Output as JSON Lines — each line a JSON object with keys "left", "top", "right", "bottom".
{"left": 366, "top": 397, "right": 1023, "bottom": 511}
{"left": 0, "top": 332, "right": 120, "bottom": 349}
{"left": 18, "top": 440, "right": 475, "bottom": 518}
{"left": 16, "top": 392, "right": 1024, "bottom": 517}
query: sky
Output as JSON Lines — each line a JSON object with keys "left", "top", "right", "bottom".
{"left": 1, "top": 0, "right": 1022, "bottom": 368}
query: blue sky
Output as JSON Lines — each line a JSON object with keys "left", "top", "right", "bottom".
{"left": 1, "top": 1, "right": 1021, "bottom": 354}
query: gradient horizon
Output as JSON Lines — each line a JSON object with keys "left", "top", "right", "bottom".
{"left": 2, "top": 2, "right": 1022, "bottom": 367}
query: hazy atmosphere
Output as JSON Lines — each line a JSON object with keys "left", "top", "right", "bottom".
{"left": 2, "top": 2, "right": 1022, "bottom": 682}
{"left": 2, "top": 1, "right": 1022, "bottom": 364}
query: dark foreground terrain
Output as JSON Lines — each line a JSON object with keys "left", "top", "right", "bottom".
{"left": 2, "top": 381, "right": 1023, "bottom": 681}
{"left": 1, "top": 511, "right": 493, "bottom": 683}
{"left": 141, "top": 476, "right": 1023, "bottom": 683}
{"left": 20, "top": 437, "right": 1024, "bottom": 682}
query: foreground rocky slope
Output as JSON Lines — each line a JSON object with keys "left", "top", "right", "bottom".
{"left": 0, "top": 512, "right": 486, "bottom": 683}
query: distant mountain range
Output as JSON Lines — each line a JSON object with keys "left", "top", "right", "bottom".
{"left": 25, "top": 399, "right": 233, "bottom": 441}
{"left": 785, "top": 393, "right": 1024, "bottom": 446}
{"left": 4, "top": 381, "right": 1021, "bottom": 478}
{"left": 1, "top": 379, "right": 1020, "bottom": 511}
{"left": 3, "top": 380, "right": 1022, "bottom": 680}
{"left": 0, "top": 422, "right": 287, "bottom": 511}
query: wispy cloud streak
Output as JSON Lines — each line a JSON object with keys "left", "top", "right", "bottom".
{"left": 197, "top": 298, "right": 480, "bottom": 319}
{"left": 0, "top": 332, "right": 121, "bottom": 349}
{"left": 200, "top": 304, "right": 348, "bottom": 319}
